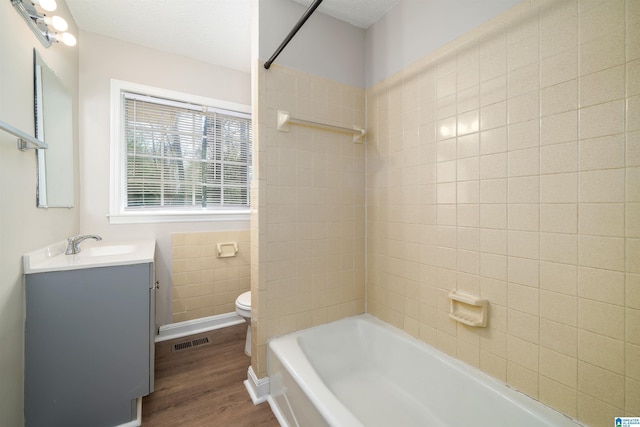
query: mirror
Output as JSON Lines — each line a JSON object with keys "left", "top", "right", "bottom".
{"left": 34, "top": 50, "right": 74, "bottom": 208}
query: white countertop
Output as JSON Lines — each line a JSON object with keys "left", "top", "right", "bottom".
{"left": 23, "top": 239, "right": 156, "bottom": 274}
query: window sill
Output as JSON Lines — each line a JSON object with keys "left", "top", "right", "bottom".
{"left": 108, "top": 209, "right": 250, "bottom": 224}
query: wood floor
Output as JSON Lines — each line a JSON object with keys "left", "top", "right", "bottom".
{"left": 142, "top": 324, "right": 280, "bottom": 426}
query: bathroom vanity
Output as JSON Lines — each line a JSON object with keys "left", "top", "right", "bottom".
{"left": 23, "top": 240, "right": 156, "bottom": 427}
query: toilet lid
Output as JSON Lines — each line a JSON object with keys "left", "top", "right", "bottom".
{"left": 236, "top": 291, "right": 251, "bottom": 309}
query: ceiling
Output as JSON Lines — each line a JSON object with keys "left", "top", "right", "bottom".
{"left": 65, "top": 0, "right": 398, "bottom": 74}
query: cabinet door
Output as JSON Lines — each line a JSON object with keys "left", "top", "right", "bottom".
{"left": 25, "top": 263, "right": 150, "bottom": 427}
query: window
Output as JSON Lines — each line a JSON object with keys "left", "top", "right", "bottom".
{"left": 110, "top": 80, "right": 252, "bottom": 223}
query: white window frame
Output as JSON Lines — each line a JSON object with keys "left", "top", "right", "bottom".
{"left": 109, "top": 79, "right": 251, "bottom": 224}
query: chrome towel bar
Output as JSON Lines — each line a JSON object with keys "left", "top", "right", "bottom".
{"left": 0, "top": 119, "right": 48, "bottom": 151}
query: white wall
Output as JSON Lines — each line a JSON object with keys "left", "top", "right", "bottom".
{"left": 0, "top": 1, "right": 79, "bottom": 424}
{"left": 78, "top": 31, "right": 252, "bottom": 326}
{"left": 365, "top": 0, "right": 521, "bottom": 87}
{"left": 259, "top": 0, "right": 366, "bottom": 88}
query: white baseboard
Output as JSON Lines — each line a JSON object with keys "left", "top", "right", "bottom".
{"left": 243, "top": 365, "right": 270, "bottom": 405}
{"left": 156, "top": 312, "right": 244, "bottom": 342}
{"left": 114, "top": 397, "right": 141, "bottom": 427}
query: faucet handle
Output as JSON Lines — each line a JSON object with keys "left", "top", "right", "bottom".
{"left": 65, "top": 238, "right": 76, "bottom": 255}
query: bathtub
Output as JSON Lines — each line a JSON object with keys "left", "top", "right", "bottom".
{"left": 267, "top": 314, "right": 582, "bottom": 427}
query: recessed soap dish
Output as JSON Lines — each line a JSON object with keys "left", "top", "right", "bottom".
{"left": 448, "top": 290, "right": 488, "bottom": 327}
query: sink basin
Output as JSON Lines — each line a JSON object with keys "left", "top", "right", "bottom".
{"left": 24, "top": 239, "right": 156, "bottom": 274}
{"left": 83, "top": 244, "right": 137, "bottom": 257}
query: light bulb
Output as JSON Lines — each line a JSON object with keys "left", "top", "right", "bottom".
{"left": 60, "top": 32, "right": 76, "bottom": 46}
{"left": 50, "top": 31, "right": 76, "bottom": 47}
{"left": 34, "top": 0, "right": 57, "bottom": 12}
{"left": 41, "top": 15, "right": 68, "bottom": 32}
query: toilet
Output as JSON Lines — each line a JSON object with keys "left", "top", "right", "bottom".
{"left": 235, "top": 291, "right": 251, "bottom": 356}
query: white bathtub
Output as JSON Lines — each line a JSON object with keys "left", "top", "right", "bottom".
{"left": 267, "top": 314, "right": 583, "bottom": 427}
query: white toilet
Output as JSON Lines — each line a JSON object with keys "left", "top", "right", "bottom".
{"left": 235, "top": 291, "right": 251, "bottom": 356}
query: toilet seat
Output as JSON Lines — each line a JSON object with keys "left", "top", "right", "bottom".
{"left": 236, "top": 291, "right": 251, "bottom": 310}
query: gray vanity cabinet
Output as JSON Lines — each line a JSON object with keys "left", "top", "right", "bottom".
{"left": 24, "top": 262, "right": 155, "bottom": 427}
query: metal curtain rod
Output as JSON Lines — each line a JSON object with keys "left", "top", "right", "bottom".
{"left": 264, "top": 0, "right": 324, "bottom": 69}
{"left": 0, "top": 119, "right": 48, "bottom": 151}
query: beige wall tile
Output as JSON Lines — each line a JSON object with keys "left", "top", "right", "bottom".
{"left": 480, "top": 350, "right": 507, "bottom": 382}
{"left": 508, "top": 119, "right": 539, "bottom": 151}
{"left": 578, "top": 134, "right": 625, "bottom": 171}
{"left": 578, "top": 361, "right": 624, "bottom": 409}
{"left": 540, "top": 2, "right": 577, "bottom": 58}
{"left": 578, "top": 329, "right": 625, "bottom": 374}
{"left": 507, "top": 204, "right": 539, "bottom": 231}
{"left": 629, "top": 60, "right": 640, "bottom": 98}
{"left": 579, "top": 65, "right": 625, "bottom": 107}
{"left": 480, "top": 179, "right": 507, "bottom": 203}
{"left": 508, "top": 309, "right": 539, "bottom": 344}
{"left": 578, "top": 299, "right": 624, "bottom": 339}
{"left": 579, "top": 100, "right": 625, "bottom": 140}
{"left": 541, "top": 290, "right": 577, "bottom": 326}
{"left": 628, "top": 343, "right": 640, "bottom": 382}
{"left": 627, "top": 377, "right": 640, "bottom": 416}
{"left": 507, "top": 361, "right": 538, "bottom": 398}
{"left": 508, "top": 230, "right": 539, "bottom": 259}
{"left": 539, "top": 376, "right": 578, "bottom": 418}
{"left": 541, "top": 111, "right": 578, "bottom": 146}
{"left": 628, "top": 238, "right": 640, "bottom": 274}
{"left": 540, "top": 347, "right": 578, "bottom": 388}
{"left": 579, "top": 30, "right": 625, "bottom": 76}
{"left": 540, "top": 49, "right": 578, "bottom": 88}
{"left": 541, "top": 80, "right": 577, "bottom": 117}
{"left": 507, "top": 334, "right": 539, "bottom": 371}
{"left": 508, "top": 176, "right": 539, "bottom": 203}
{"left": 628, "top": 96, "right": 640, "bottom": 133}
{"left": 578, "top": 266, "right": 625, "bottom": 305}
{"left": 578, "top": 235, "right": 625, "bottom": 271}
{"left": 508, "top": 148, "right": 539, "bottom": 177}
{"left": 507, "top": 91, "right": 539, "bottom": 124}
{"left": 480, "top": 204, "right": 507, "bottom": 229}
{"left": 628, "top": 204, "right": 640, "bottom": 238}
{"left": 540, "top": 261, "right": 577, "bottom": 295}
{"left": 540, "top": 204, "right": 578, "bottom": 233}
{"left": 540, "top": 173, "right": 577, "bottom": 203}
{"left": 579, "top": 169, "right": 625, "bottom": 203}
{"left": 578, "top": 203, "right": 625, "bottom": 237}
{"left": 541, "top": 319, "right": 577, "bottom": 358}
{"left": 508, "top": 257, "right": 539, "bottom": 288}
{"left": 627, "top": 307, "right": 640, "bottom": 345}
{"left": 628, "top": 167, "right": 640, "bottom": 202}
{"left": 540, "top": 232, "right": 578, "bottom": 265}
{"left": 540, "top": 141, "right": 577, "bottom": 174}
{"left": 480, "top": 126, "right": 508, "bottom": 154}
{"left": 577, "top": 392, "right": 621, "bottom": 427}
{"left": 629, "top": 273, "right": 640, "bottom": 310}
{"left": 625, "top": 132, "right": 640, "bottom": 166}
{"left": 579, "top": 0, "right": 624, "bottom": 43}
{"left": 481, "top": 75, "right": 507, "bottom": 106}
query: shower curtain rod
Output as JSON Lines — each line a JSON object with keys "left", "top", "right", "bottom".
{"left": 264, "top": 0, "right": 324, "bottom": 69}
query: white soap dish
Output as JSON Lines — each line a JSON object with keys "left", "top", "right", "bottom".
{"left": 448, "top": 290, "right": 488, "bottom": 327}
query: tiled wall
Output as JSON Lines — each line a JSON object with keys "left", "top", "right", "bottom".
{"left": 171, "top": 230, "right": 251, "bottom": 322}
{"left": 366, "top": 1, "right": 639, "bottom": 425}
{"left": 251, "top": 63, "right": 366, "bottom": 376}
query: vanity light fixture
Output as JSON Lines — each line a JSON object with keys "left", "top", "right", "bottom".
{"left": 11, "top": 0, "right": 76, "bottom": 48}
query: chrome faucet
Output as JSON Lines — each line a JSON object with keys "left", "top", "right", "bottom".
{"left": 65, "top": 234, "right": 103, "bottom": 255}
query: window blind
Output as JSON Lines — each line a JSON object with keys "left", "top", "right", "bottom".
{"left": 122, "top": 92, "right": 252, "bottom": 210}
